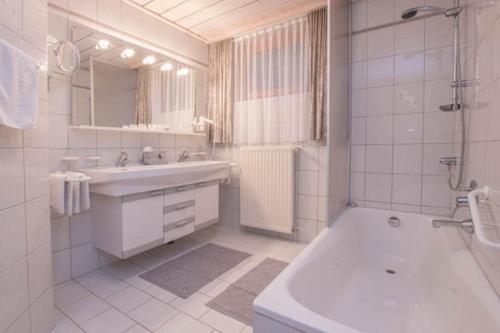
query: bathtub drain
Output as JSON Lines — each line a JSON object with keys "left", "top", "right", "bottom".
{"left": 385, "top": 269, "right": 396, "bottom": 274}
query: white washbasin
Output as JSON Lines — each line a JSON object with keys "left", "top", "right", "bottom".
{"left": 79, "top": 161, "right": 231, "bottom": 196}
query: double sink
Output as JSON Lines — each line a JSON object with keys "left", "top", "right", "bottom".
{"left": 81, "top": 160, "right": 232, "bottom": 197}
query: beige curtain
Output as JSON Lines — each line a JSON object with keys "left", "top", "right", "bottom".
{"left": 208, "top": 39, "right": 233, "bottom": 143}
{"left": 136, "top": 66, "right": 152, "bottom": 125}
{"left": 308, "top": 8, "right": 327, "bottom": 141}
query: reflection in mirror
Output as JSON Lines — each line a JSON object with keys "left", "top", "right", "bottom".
{"left": 69, "top": 20, "right": 197, "bottom": 133}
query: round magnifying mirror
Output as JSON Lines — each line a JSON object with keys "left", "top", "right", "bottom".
{"left": 54, "top": 41, "right": 81, "bottom": 74}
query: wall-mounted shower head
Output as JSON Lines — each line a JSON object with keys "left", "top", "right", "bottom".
{"left": 401, "top": 5, "right": 462, "bottom": 20}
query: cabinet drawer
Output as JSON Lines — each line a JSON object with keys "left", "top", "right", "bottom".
{"left": 164, "top": 218, "right": 194, "bottom": 243}
{"left": 164, "top": 186, "right": 195, "bottom": 206}
{"left": 164, "top": 205, "right": 195, "bottom": 225}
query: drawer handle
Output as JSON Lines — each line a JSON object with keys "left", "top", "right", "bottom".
{"left": 176, "top": 220, "right": 191, "bottom": 227}
{"left": 149, "top": 190, "right": 163, "bottom": 197}
{"left": 174, "top": 204, "right": 189, "bottom": 210}
{"left": 175, "top": 186, "right": 190, "bottom": 192}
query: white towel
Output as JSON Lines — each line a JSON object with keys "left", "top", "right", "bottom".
{"left": 49, "top": 173, "right": 66, "bottom": 215}
{"left": 64, "top": 179, "right": 74, "bottom": 216}
{"left": 0, "top": 38, "right": 38, "bottom": 129}
{"left": 66, "top": 172, "right": 90, "bottom": 213}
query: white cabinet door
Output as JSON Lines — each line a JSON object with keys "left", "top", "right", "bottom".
{"left": 195, "top": 183, "right": 219, "bottom": 227}
{"left": 122, "top": 190, "right": 164, "bottom": 254}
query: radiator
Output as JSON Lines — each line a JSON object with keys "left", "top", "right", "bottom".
{"left": 239, "top": 146, "right": 296, "bottom": 234}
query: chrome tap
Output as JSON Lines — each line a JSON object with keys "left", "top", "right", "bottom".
{"left": 432, "top": 218, "right": 474, "bottom": 234}
{"left": 117, "top": 149, "right": 130, "bottom": 167}
{"left": 177, "top": 148, "right": 190, "bottom": 162}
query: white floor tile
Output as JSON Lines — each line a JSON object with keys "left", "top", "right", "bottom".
{"left": 241, "top": 325, "right": 253, "bottom": 333}
{"left": 54, "top": 281, "right": 91, "bottom": 307}
{"left": 155, "top": 313, "right": 212, "bottom": 333}
{"left": 81, "top": 308, "right": 136, "bottom": 333}
{"left": 199, "top": 310, "right": 246, "bottom": 333}
{"left": 102, "top": 261, "right": 144, "bottom": 280}
{"left": 51, "top": 316, "right": 84, "bottom": 333}
{"left": 144, "top": 284, "right": 177, "bottom": 304}
{"left": 75, "top": 269, "right": 113, "bottom": 287}
{"left": 124, "top": 324, "right": 150, "bottom": 333}
{"left": 125, "top": 276, "right": 153, "bottom": 291}
{"left": 220, "top": 268, "right": 247, "bottom": 283}
{"left": 170, "top": 292, "right": 211, "bottom": 319}
{"left": 205, "top": 280, "right": 231, "bottom": 298}
{"left": 85, "top": 274, "right": 128, "bottom": 298}
{"left": 107, "top": 286, "right": 151, "bottom": 313}
{"left": 60, "top": 294, "right": 110, "bottom": 324}
{"left": 128, "top": 299, "right": 178, "bottom": 331}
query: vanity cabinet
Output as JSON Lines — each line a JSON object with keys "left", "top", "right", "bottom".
{"left": 92, "top": 182, "right": 220, "bottom": 258}
{"left": 195, "top": 182, "right": 219, "bottom": 228}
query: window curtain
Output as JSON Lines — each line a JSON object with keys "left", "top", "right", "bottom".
{"left": 150, "top": 63, "right": 195, "bottom": 132}
{"left": 208, "top": 39, "right": 233, "bottom": 143}
{"left": 233, "top": 16, "right": 311, "bottom": 144}
{"left": 308, "top": 8, "right": 327, "bottom": 141}
{"left": 136, "top": 66, "right": 152, "bottom": 125}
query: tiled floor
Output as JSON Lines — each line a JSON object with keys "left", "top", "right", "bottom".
{"left": 51, "top": 225, "right": 306, "bottom": 333}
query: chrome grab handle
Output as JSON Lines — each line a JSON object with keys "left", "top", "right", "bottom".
{"left": 149, "top": 190, "right": 164, "bottom": 197}
{"left": 174, "top": 204, "right": 189, "bottom": 210}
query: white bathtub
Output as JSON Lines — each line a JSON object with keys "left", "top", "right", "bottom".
{"left": 254, "top": 208, "right": 500, "bottom": 333}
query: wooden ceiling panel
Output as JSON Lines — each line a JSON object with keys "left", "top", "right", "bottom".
{"left": 128, "top": 0, "right": 327, "bottom": 42}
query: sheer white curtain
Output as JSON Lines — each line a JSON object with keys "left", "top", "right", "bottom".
{"left": 233, "top": 16, "right": 311, "bottom": 144}
{"left": 150, "top": 64, "right": 195, "bottom": 132}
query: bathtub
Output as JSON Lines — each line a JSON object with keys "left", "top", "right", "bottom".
{"left": 254, "top": 208, "right": 500, "bottom": 333}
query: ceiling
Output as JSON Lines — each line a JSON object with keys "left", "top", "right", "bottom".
{"left": 127, "top": 0, "right": 327, "bottom": 42}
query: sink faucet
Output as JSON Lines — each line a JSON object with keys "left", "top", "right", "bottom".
{"left": 117, "top": 149, "right": 130, "bottom": 167}
{"left": 178, "top": 148, "right": 190, "bottom": 162}
{"left": 432, "top": 218, "right": 474, "bottom": 234}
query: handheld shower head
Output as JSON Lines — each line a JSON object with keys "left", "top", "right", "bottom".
{"left": 401, "top": 5, "right": 462, "bottom": 20}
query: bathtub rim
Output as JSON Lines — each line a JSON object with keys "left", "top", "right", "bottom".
{"left": 253, "top": 207, "right": 500, "bottom": 333}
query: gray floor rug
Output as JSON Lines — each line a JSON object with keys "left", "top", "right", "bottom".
{"left": 206, "top": 258, "right": 288, "bottom": 325}
{"left": 140, "top": 243, "right": 251, "bottom": 298}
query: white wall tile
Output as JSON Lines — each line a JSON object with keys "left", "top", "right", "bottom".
{"left": 352, "top": 32, "right": 367, "bottom": 62}
{"left": 351, "top": 89, "right": 367, "bottom": 117}
{"left": 0, "top": 149, "right": 25, "bottom": 209}
{"left": 424, "top": 79, "right": 452, "bottom": 112}
{"left": 28, "top": 243, "right": 52, "bottom": 303}
{"left": 365, "top": 145, "right": 392, "bottom": 173}
{"left": 393, "top": 113, "right": 423, "bottom": 144}
{"left": 367, "top": 57, "right": 394, "bottom": 87}
{"left": 351, "top": 117, "right": 366, "bottom": 145}
{"left": 24, "top": 148, "right": 49, "bottom": 200}
{"left": 70, "top": 212, "right": 93, "bottom": 247}
{"left": 350, "top": 172, "right": 365, "bottom": 201}
{"left": 422, "top": 175, "right": 451, "bottom": 207}
{"left": 0, "top": 260, "right": 29, "bottom": 332}
{"left": 352, "top": 61, "right": 367, "bottom": 90}
{"left": 52, "top": 250, "right": 72, "bottom": 285}
{"left": 0, "top": 204, "right": 27, "bottom": 272}
{"left": 366, "top": 116, "right": 393, "bottom": 144}
{"left": 394, "top": 82, "right": 423, "bottom": 114}
{"left": 297, "top": 171, "right": 319, "bottom": 195}
{"left": 393, "top": 144, "right": 422, "bottom": 174}
{"left": 350, "top": 145, "right": 366, "bottom": 173}
{"left": 392, "top": 174, "right": 422, "bottom": 205}
{"left": 425, "top": 15, "right": 454, "bottom": 49}
{"left": 395, "top": 20, "right": 424, "bottom": 54}
{"left": 395, "top": 51, "right": 424, "bottom": 84}
{"left": 366, "top": 86, "right": 394, "bottom": 116}
{"left": 425, "top": 47, "right": 454, "bottom": 80}
{"left": 422, "top": 144, "right": 453, "bottom": 175}
{"left": 367, "top": 26, "right": 394, "bottom": 59}
{"left": 26, "top": 196, "right": 50, "bottom": 252}
{"left": 71, "top": 243, "right": 99, "bottom": 277}
{"left": 352, "top": 0, "right": 368, "bottom": 31}
{"left": 365, "top": 173, "right": 392, "bottom": 202}
{"left": 51, "top": 217, "right": 70, "bottom": 252}
{"left": 367, "top": 0, "right": 395, "bottom": 28}
{"left": 423, "top": 113, "right": 454, "bottom": 143}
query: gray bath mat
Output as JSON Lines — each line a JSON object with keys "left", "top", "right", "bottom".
{"left": 206, "top": 258, "right": 288, "bottom": 325}
{"left": 140, "top": 244, "right": 250, "bottom": 298}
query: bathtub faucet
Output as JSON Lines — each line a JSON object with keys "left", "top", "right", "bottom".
{"left": 432, "top": 218, "right": 474, "bottom": 234}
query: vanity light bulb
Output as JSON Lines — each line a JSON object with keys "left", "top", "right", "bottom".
{"left": 177, "top": 68, "right": 189, "bottom": 76}
{"left": 160, "top": 62, "right": 173, "bottom": 71}
{"left": 95, "top": 39, "right": 110, "bottom": 50}
{"left": 142, "top": 55, "right": 156, "bottom": 65}
{"left": 120, "top": 48, "right": 135, "bottom": 58}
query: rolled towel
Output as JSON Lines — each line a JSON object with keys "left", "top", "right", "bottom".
{"left": 66, "top": 172, "right": 91, "bottom": 213}
{"left": 80, "top": 178, "right": 90, "bottom": 211}
{"left": 64, "top": 178, "right": 74, "bottom": 216}
{"left": 49, "top": 173, "right": 66, "bottom": 215}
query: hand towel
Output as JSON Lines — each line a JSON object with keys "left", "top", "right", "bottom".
{"left": 49, "top": 173, "right": 66, "bottom": 215}
{"left": 66, "top": 171, "right": 91, "bottom": 213}
{"left": 0, "top": 38, "right": 38, "bottom": 129}
{"left": 64, "top": 179, "right": 74, "bottom": 216}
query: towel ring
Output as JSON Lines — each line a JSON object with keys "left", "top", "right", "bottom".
{"left": 53, "top": 41, "right": 81, "bottom": 74}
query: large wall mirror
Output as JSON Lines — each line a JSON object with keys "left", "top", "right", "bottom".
{"left": 70, "top": 21, "right": 196, "bottom": 133}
